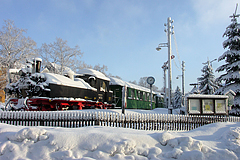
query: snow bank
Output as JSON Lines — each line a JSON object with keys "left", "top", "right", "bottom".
{"left": 0, "top": 122, "right": 239, "bottom": 159}
{"left": 7, "top": 127, "right": 48, "bottom": 142}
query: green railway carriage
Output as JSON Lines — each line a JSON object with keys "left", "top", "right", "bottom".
{"left": 109, "top": 77, "right": 164, "bottom": 109}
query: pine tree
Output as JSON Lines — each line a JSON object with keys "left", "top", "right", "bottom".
{"left": 174, "top": 86, "right": 182, "bottom": 108}
{"left": 215, "top": 6, "right": 240, "bottom": 113}
{"left": 197, "top": 59, "right": 219, "bottom": 94}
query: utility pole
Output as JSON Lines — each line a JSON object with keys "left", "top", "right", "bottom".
{"left": 162, "top": 62, "right": 168, "bottom": 108}
{"left": 182, "top": 61, "right": 185, "bottom": 106}
{"left": 167, "top": 17, "right": 173, "bottom": 113}
{"left": 156, "top": 17, "right": 174, "bottom": 114}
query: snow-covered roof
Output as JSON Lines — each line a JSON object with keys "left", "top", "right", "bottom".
{"left": 155, "top": 92, "right": 164, "bottom": 98}
{"left": 109, "top": 77, "right": 156, "bottom": 94}
{"left": 43, "top": 73, "right": 97, "bottom": 91}
{"left": 77, "top": 68, "right": 110, "bottom": 81}
{"left": 186, "top": 94, "right": 228, "bottom": 99}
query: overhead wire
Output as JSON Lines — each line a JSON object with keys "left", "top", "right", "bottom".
{"left": 171, "top": 28, "right": 181, "bottom": 71}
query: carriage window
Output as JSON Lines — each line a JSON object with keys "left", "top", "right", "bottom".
{"left": 149, "top": 94, "right": 154, "bottom": 102}
{"left": 128, "top": 88, "right": 131, "bottom": 98}
{"left": 144, "top": 92, "right": 147, "bottom": 101}
{"left": 146, "top": 93, "right": 149, "bottom": 101}
{"left": 136, "top": 91, "right": 139, "bottom": 100}
{"left": 131, "top": 89, "right": 135, "bottom": 99}
{"left": 140, "top": 91, "right": 143, "bottom": 101}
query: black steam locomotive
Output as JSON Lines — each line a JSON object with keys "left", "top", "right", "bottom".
{"left": 5, "top": 58, "right": 113, "bottom": 111}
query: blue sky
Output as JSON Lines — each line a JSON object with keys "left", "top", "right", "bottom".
{"left": 0, "top": 0, "right": 239, "bottom": 93}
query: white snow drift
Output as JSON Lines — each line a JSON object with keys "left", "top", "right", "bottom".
{"left": 0, "top": 122, "right": 239, "bottom": 160}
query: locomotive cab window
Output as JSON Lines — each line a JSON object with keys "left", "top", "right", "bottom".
{"left": 100, "top": 81, "right": 107, "bottom": 92}
{"left": 89, "top": 76, "right": 96, "bottom": 87}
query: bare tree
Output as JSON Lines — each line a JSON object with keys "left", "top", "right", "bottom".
{"left": 138, "top": 77, "right": 148, "bottom": 88}
{"left": 0, "top": 20, "right": 37, "bottom": 89}
{"left": 129, "top": 80, "right": 137, "bottom": 84}
{"left": 93, "top": 64, "right": 108, "bottom": 75}
{"left": 78, "top": 61, "right": 93, "bottom": 70}
{"left": 138, "top": 76, "right": 160, "bottom": 92}
{"left": 40, "top": 37, "right": 83, "bottom": 75}
{"left": 108, "top": 73, "right": 122, "bottom": 79}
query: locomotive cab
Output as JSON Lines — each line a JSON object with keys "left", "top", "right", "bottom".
{"left": 76, "top": 69, "right": 113, "bottom": 104}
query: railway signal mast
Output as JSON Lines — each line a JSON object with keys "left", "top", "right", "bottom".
{"left": 156, "top": 17, "right": 174, "bottom": 113}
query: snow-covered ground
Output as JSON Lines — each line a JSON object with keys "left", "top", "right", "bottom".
{"left": 0, "top": 108, "right": 239, "bottom": 159}
{"left": 0, "top": 122, "right": 239, "bottom": 160}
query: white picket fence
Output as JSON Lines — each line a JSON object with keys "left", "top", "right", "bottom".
{"left": 0, "top": 111, "right": 239, "bottom": 131}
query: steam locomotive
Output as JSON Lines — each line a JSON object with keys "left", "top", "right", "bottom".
{"left": 5, "top": 58, "right": 113, "bottom": 111}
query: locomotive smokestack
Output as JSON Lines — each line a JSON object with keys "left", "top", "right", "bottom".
{"left": 32, "top": 58, "right": 42, "bottom": 73}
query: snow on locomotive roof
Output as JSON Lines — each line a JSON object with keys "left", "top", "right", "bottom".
{"left": 109, "top": 77, "right": 154, "bottom": 94}
{"left": 44, "top": 73, "right": 97, "bottom": 91}
{"left": 77, "top": 68, "right": 110, "bottom": 81}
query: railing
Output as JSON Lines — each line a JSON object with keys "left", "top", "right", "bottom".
{"left": 0, "top": 111, "right": 240, "bottom": 131}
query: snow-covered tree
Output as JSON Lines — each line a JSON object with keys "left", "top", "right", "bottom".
{"left": 40, "top": 37, "right": 83, "bottom": 75}
{"left": 174, "top": 86, "right": 182, "bottom": 108}
{"left": 197, "top": 59, "right": 219, "bottom": 94}
{"left": 0, "top": 20, "right": 37, "bottom": 89}
{"left": 215, "top": 8, "right": 240, "bottom": 112}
